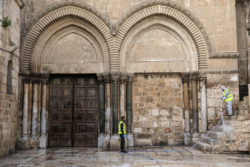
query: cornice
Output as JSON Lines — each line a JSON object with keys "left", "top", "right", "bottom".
{"left": 210, "top": 52, "right": 240, "bottom": 59}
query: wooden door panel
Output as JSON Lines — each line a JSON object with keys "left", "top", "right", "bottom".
{"left": 49, "top": 77, "right": 73, "bottom": 147}
{"left": 49, "top": 75, "right": 98, "bottom": 147}
{"left": 85, "top": 135, "right": 97, "bottom": 146}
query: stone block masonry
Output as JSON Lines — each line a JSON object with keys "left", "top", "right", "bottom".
{"left": 133, "top": 74, "right": 184, "bottom": 146}
{"left": 0, "top": 0, "right": 24, "bottom": 157}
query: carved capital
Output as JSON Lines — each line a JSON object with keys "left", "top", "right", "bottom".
{"left": 127, "top": 73, "right": 134, "bottom": 84}
{"left": 22, "top": 77, "right": 31, "bottom": 84}
{"left": 189, "top": 72, "right": 199, "bottom": 81}
{"left": 97, "top": 73, "right": 105, "bottom": 85}
{"left": 181, "top": 73, "right": 189, "bottom": 83}
{"left": 120, "top": 73, "right": 128, "bottom": 84}
{"left": 103, "top": 73, "right": 111, "bottom": 84}
{"left": 111, "top": 72, "right": 120, "bottom": 83}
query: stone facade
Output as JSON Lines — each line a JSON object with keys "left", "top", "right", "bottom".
{"left": 0, "top": 0, "right": 24, "bottom": 157}
{"left": 0, "top": 0, "right": 250, "bottom": 157}
{"left": 133, "top": 74, "right": 184, "bottom": 146}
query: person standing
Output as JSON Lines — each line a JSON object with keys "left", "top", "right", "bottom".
{"left": 118, "top": 116, "right": 127, "bottom": 153}
{"left": 221, "top": 86, "right": 234, "bottom": 116}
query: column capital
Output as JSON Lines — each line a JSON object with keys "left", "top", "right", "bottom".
{"left": 103, "top": 73, "right": 111, "bottom": 84}
{"left": 127, "top": 73, "right": 134, "bottom": 84}
{"left": 111, "top": 72, "right": 120, "bottom": 83}
{"left": 199, "top": 73, "right": 207, "bottom": 82}
{"left": 22, "top": 77, "right": 31, "bottom": 83}
{"left": 97, "top": 73, "right": 105, "bottom": 85}
{"left": 189, "top": 71, "right": 199, "bottom": 81}
{"left": 30, "top": 72, "right": 41, "bottom": 84}
{"left": 41, "top": 73, "right": 49, "bottom": 85}
{"left": 181, "top": 73, "right": 189, "bottom": 83}
{"left": 120, "top": 73, "right": 128, "bottom": 84}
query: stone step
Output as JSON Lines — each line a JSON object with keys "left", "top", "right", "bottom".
{"left": 212, "top": 125, "right": 234, "bottom": 132}
{"left": 222, "top": 120, "right": 239, "bottom": 126}
{"left": 191, "top": 139, "right": 212, "bottom": 153}
{"left": 238, "top": 110, "right": 249, "bottom": 116}
{"left": 239, "top": 105, "right": 248, "bottom": 110}
{"left": 202, "top": 137, "right": 219, "bottom": 145}
{"left": 239, "top": 100, "right": 248, "bottom": 106}
{"left": 243, "top": 96, "right": 249, "bottom": 102}
{"left": 223, "top": 116, "right": 246, "bottom": 121}
{"left": 207, "top": 131, "right": 223, "bottom": 139}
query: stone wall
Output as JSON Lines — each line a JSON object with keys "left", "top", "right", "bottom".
{"left": 206, "top": 74, "right": 239, "bottom": 130}
{"left": 0, "top": 0, "right": 24, "bottom": 157}
{"left": 132, "top": 74, "right": 184, "bottom": 146}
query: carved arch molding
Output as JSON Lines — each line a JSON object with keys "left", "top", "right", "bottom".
{"left": 21, "top": 0, "right": 214, "bottom": 72}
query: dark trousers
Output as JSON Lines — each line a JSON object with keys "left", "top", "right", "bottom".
{"left": 120, "top": 134, "right": 125, "bottom": 151}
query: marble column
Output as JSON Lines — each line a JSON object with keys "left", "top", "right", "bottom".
{"left": 182, "top": 73, "right": 191, "bottom": 145}
{"left": 97, "top": 74, "right": 105, "bottom": 148}
{"left": 21, "top": 77, "right": 31, "bottom": 139}
{"left": 127, "top": 74, "right": 134, "bottom": 147}
{"left": 103, "top": 73, "right": 111, "bottom": 148}
{"left": 200, "top": 77, "right": 207, "bottom": 136}
{"left": 31, "top": 78, "right": 40, "bottom": 138}
{"left": 39, "top": 75, "right": 49, "bottom": 148}
{"left": 111, "top": 72, "right": 120, "bottom": 135}
{"left": 190, "top": 72, "right": 199, "bottom": 138}
{"left": 119, "top": 74, "right": 127, "bottom": 119}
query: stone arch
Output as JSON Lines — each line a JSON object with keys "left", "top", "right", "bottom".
{"left": 114, "top": 0, "right": 214, "bottom": 70}
{"left": 21, "top": 0, "right": 113, "bottom": 71}
{"left": 120, "top": 17, "right": 198, "bottom": 73}
{"left": 31, "top": 18, "right": 108, "bottom": 73}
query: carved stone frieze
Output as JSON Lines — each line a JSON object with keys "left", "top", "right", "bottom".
{"left": 41, "top": 74, "right": 50, "bottom": 85}
{"left": 210, "top": 52, "right": 240, "bottom": 59}
{"left": 199, "top": 69, "right": 243, "bottom": 74}
{"left": 189, "top": 72, "right": 199, "bottom": 81}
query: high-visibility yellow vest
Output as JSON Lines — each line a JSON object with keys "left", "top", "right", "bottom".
{"left": 224, "top": 88, "right": 233, "bottom": 102}
{"left": 118, "top": 121, "right": 126, "bottom": 134}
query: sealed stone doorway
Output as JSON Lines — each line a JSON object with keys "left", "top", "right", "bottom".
{"left": 49, "top": 75, "right": 99, "bottom": 147}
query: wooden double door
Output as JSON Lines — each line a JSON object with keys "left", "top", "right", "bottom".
{"left": 49, "top": 75, "right": 99, "bottom": 147}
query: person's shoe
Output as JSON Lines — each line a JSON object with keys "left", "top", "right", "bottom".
{"left": 121, "top": 150, "right": 127, "bottom": 153}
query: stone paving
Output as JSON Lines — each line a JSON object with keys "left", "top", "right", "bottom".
{"left": 0, "top": 147, "right": 249, "bottom": 167}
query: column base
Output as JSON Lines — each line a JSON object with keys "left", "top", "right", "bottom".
{"left": 184, "top": 132, "right": 191, "bottom": 145}
{"left": 30, "top": 137, "right": 39, "bottom": 149}
{"left": 16, "top": 137, "right": 30, "bottom": 150}
{"left": 192, "top": 133, "right": 199, "bottom": 139}
{"left": 127, "top": 133, "right": 134, "bottom": 147}
{"left": 98, "top": 133, "right": 104, "bottom": 148}
{"left": 103, "top": 134, "right": 111, "bottom": 148}
{"left": 110, "top": 135, "right": 120, "bottom": 150}
{"left": 39, "top": 135, "right": 48, "bottom": 149}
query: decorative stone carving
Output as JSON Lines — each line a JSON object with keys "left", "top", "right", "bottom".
{"left": 120, "top": 73, "right": 128, "bottom": 84}
{"left": 97, "top": 74, "right": 105, "bottom": 85}
{"left": 181, "top": 73, "right": 190, "bottom": 83}
{"left": 21, "top": 1, "right": 112, "bottom": 71}
{"left": 199, "top": 69, "right": 243, "bottom": 74}
{"left": 41, "top": 74, "right": 49, "bottom": 85}
{"left": 211, "top": 52, "right": 240, "bottom": 59}
{"left": 189, "top": 72, "right": 199, "bottom": 81}
{"left": 115, "top": 0, "right": 214, "bottom": 70}
{"left": 111, "top": 72, "right": 120, "bottom": 83}
{"left": 127, "top": 74, "right": 134, "bottom": 84}
{"left": 103, "top": 73, "right": 111, "bottom": 84}
{"left": 22, "top": 77, "right": 31, "bottom": 84}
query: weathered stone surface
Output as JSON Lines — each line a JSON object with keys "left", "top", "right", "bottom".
{"left": 133, "top": 74, "right": 184, "bottom": 146}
